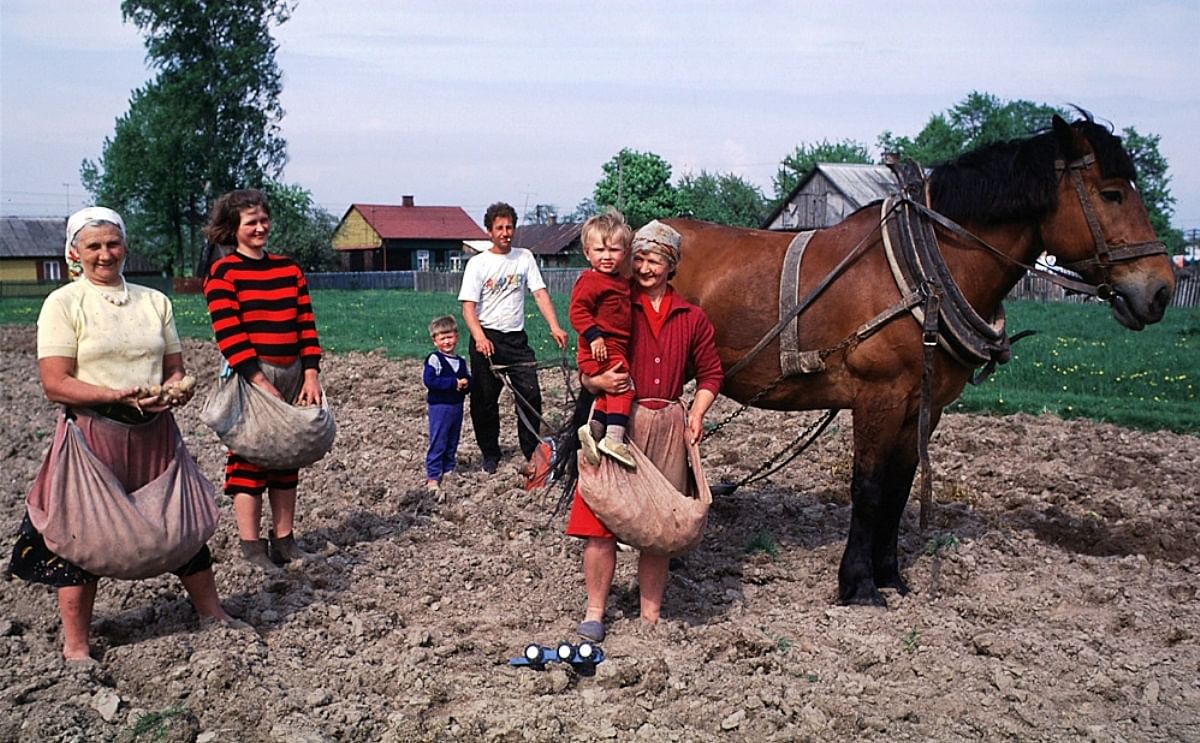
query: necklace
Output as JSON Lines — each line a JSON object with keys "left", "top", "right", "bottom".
{"left": 88, "top": 278, "right": 130, "bottom": 306}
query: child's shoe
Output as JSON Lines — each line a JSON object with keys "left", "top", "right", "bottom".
{"left": 426, "top": 479, "right": 440, "bottom": 492}
{"left": 598, "top": 438, "right": 636, "bottom": 469}
{"left": 577, "top": 424, "right": 601, "bottom": 467}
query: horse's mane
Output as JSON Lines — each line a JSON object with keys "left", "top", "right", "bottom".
{"left": 928, "top": 113, "right": 1137, "bottom": 225}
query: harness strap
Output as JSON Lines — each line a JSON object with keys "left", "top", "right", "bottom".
{"left": 724, "top": 203, "right": 899, "bottom": 383}
{"left": 909, "top": 200, "right": 1104, "bottom": 297}
{"left": 916, "top": 284, "right": 941, "bottom": 531}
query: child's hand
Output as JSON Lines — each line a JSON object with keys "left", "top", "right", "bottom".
{"left": 589, "top": 337, "right": 607, "bottom": 363}
{"left": 456, "top": 378, "right": 469, "bottom": 391}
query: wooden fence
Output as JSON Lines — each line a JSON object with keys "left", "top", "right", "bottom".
{"left": 305, "top": 268, "right": 584, "bottom": 296}
{"left": 1007, "top": 271, "right": 1199, "bottom": 308}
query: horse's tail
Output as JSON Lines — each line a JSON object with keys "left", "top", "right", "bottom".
{"left": 551, "top": 388, "right": 595, "bottom": 516}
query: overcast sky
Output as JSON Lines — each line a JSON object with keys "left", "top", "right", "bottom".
{"left": 2, "top": 1, "right": 1198, "bottom": 230}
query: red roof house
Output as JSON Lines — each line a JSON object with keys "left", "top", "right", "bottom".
{"left": 331, "top": 196, "right": 487, "bottom": 271}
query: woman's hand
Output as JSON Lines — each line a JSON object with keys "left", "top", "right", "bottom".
{"left": 296, "top": 369, "right": 323, "bottom": 406}
{"left": 581, "top": 362, "right": 631, "bottom": 396}
{"left": 249, "top": 371, "right": 285, "bottom": 401}
{"left": 686, "top": 412, "right": 705, "bottom": 446}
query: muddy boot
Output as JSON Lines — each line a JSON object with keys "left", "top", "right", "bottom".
{"left": 240, "top": 538, "right": 283, "bottom": 573}
{"left": 268, "top": 530, "right": 314, "bottom": 564}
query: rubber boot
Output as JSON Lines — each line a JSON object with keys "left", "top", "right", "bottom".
{"left": 268, "top": 529, "right": 314, "bottom": 564}
{"left": 240, "top": 538, "right": 283, "bottom": 573}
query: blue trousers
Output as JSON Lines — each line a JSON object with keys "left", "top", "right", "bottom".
{"left": 426, "top": 402, "right": 464, "bottom": 480}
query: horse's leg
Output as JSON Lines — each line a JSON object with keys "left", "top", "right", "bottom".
{"left": 838, "top": 399, "right": 910, "bottom": 606}
{"left": 871, "top": 407, "right": 942, "bottom": 595}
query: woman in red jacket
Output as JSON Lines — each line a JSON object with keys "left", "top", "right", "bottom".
{"left": 565, "top": 220, "right": 723, "bottom": 642}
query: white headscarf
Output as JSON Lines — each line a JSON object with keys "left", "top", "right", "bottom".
{"left": 65, "top": 207, "right": 126, "bottom": 281}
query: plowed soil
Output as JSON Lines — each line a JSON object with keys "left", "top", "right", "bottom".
{"left": 1, "top": 324, "right": 1197, "bottom": 742}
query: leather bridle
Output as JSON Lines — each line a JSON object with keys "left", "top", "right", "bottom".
{"left": 1052, "top": 153, "right": 1167, "bottom": 300}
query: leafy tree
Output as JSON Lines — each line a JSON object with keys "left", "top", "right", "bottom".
{"left": 876, "top": 92, "right": 1181, "bottom": 251}
{"left": 1118, "top": 127, "right": 1183, "bottom": 254}
{"left": 772, "top": 139, "right": 872, "bottom": 202}
{"left": 594, "top": 148, "right": 677, "bottom": 229}
{"left": 524, "top": 204, "right": 559, "bottom": 225}
{"left": 82, "top": 0, "right": 294, "bottom": 275}
{"left": 565, "top": 198, "right": 598, "bottom": 224}
{"left": 676, "top": 170, "right": 768, "bottom": 227}
{"left": 264, "top": 181, "right": 339, "bottom": 273}
{"left": 878, "top": 92, "right": 1065, "bottom": 167}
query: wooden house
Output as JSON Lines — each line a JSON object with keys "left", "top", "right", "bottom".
{"left": 762, "top": 163, "right": 900, "bottom": 231}
{"left": 331, "top": 196, "right": 487, "bottom": 271}
{"left": 510, "top": 220, "right": 584, "bottom": 268}
{"left": 1, "top": 216, "right": 161, "bottom": 288}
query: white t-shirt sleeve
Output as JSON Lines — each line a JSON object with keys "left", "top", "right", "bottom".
{"left": 524, "top": 252, "right": 547, "bottom": 293}
{"left": 457, "top": 258, "right": 484, "bottom": 303}
{"left": 36, "top": 287, "right": 79, "bottom": 359}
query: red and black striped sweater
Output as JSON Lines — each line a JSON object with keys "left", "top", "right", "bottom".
{"left": 203, "top": 251, "right": 322, "bottom": 377}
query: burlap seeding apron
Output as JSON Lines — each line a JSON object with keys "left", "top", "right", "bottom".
{"left": 24, "top": 407, "right": 219, "bottom": 580}
{"left": 199, "top": 360, "right": 336, "bottom": 470}
{"left": 575, "top": 399, "right": 712, "bottom": 557}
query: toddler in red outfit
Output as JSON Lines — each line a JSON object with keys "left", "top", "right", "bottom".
{"left": 569, "top": 210, "right": 636, "bottom": 469}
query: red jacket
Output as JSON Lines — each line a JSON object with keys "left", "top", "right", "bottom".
{"left": 627, "top": 286, "right": 723, "bottom": 402}
{"left": 569, "top": 269, "right": 631, "bottom": 364}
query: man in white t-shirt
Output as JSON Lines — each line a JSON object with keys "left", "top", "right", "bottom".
{"left": 459, "top": 202, "right": 569, "bottom": 473}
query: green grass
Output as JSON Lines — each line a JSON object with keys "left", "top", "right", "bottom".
{"left": 951, "top": 300, "right": 1200, "bottom": 433}
{"left": 3, "top": 291, "right": 1197, "bottom": 432}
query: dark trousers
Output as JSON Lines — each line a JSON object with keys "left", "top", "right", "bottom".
{"left": 425, "top": 402, "right": 464, "bottom": 480}
{"left": 469, "top": 328, "right": 542, "bottom": 461}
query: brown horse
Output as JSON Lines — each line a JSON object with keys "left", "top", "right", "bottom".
{"left": 668, "top": 115, "right": 1175, "bottom": 606}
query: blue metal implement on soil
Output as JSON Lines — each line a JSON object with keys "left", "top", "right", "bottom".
{"left": 509, "top": 641, "right": 605, "bottom": 672}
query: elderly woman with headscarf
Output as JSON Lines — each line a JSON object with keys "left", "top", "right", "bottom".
{"left": 6, "top": 207, "right": 245, "bottom": 665}
{"left": 565, "top": 220, "right": 724, "bottom": 642}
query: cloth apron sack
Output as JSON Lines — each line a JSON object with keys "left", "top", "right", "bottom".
{"left": 577, "top": 399, "right": 712, "bottom": 556}
{"left": 25, "top": 410, "right": 219, "bottom": 580}
{"left": 199, "top": 360, "right": 336, "bottom": 469}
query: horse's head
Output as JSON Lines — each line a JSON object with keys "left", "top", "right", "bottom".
{"left": 1041, "top": 115, "right": 1175, "bottom": 330}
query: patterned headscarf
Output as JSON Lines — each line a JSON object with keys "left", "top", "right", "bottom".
{"left": 65, "top": 207, "right": 126, "bottom": 281}
{"left": 631, "top": 220, "right": 682, "bottom": 268}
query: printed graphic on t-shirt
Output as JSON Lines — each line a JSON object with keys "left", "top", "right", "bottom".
{"left": 483, "top": 273, "right": 521, "bottom": 293}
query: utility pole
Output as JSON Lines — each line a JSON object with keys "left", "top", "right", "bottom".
{"left": 62, "top": 183, "right": 71, "bottom": 215}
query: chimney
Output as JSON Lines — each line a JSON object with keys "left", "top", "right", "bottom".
{"left": 402, "top": 195, "right": 414, "bottom": 207}
{"left": 547, "top": 214, "right": 557, "bottom": 225}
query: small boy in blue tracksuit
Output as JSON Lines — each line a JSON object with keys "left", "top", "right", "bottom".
{"left": 424, "top": 315, "right": 471, "bottom": 491}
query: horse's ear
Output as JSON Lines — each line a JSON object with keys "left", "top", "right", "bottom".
{"left": 1052, "top": 114, "right": 1089, "bottom": 161}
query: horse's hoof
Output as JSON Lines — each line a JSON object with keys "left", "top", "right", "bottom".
{"left": 838, "top": 586, "right": 888, "bottom": 608}
{"left": 875, "top": 573, "right": 910, "bottom": 595}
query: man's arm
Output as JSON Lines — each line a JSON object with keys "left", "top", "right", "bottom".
{"left": 532, "top": 288, "right": 569, "bottom": 349}
{"left": 461, "top": 300, "right": 493, "bottom": 357}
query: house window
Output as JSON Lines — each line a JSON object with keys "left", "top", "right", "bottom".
{"left": 42, "top": 261, "right": 62, "bottom": 282}
{"left": 449, "top": 251, "right": 465, "bottom": 271}
{"left": 416, "top": 250, "right": 431, "bottom": 271}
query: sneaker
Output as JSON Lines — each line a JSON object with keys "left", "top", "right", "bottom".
{"left": 597, "top": 438, "right": 636, "bottom": 469}
{"left": 481, "top": 458, "right": 499, "bottom": 474}
{"left": 577, "top": 424, "right": 601, "bottom": 467}
{"left": 425, "top": 479, "right": 440, "bottom": 492}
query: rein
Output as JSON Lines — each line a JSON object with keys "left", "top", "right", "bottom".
{"left": 487, "top": 354, "right": 578, "bottom": 441}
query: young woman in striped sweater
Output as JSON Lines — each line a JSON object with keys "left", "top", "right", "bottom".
{"left": 203, "top": 189, "right": 323, "bottom": 572}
